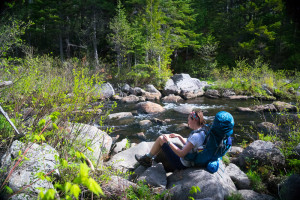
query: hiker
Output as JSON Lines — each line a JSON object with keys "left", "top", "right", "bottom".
{"left": 135, "top": 109, "right": 208, "bottom": 170}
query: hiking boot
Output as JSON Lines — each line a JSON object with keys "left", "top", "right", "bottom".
{"left": 135, "top": 154, "right": 152, "bottom": 167}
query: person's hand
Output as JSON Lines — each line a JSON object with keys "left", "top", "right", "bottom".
{"left": 169, "top": 133, "right": 180, "bottom": 138}
{"left": 162, "top": 134, "right": 169, "bottom": 143}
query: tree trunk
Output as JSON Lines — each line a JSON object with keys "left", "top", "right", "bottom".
{"left": 92, "top": 12, "right": 99, "bottom": 65}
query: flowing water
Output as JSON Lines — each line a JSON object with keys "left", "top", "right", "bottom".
{"left": 98, "top": 97, "right": 294, "bottom": 145}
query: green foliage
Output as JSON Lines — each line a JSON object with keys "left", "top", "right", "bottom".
{"left": 246, "top": 170, "right": 267, "bottom": 193}
{"left": 225, "top": 192, "right": 244, "bottom": 200}
{"left": 125, "top": 180, "right": 166, "bottom": 200}
{"left": 222, "top": 154, "right": 230, "bottom": 166}
{"left": 188, "top": 186, "right": 201, "bottom": 200}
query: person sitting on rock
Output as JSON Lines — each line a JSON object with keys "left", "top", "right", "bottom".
{"left": 135, "top": 109, "right": 207, "bottom": 169}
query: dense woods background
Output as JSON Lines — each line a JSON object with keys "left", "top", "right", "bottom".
{"left": 0, "top": 0, "right": 299, "bottom": 85}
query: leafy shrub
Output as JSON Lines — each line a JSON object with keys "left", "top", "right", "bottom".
{"left": 246, "top": 170, "right": 267, "bottom": 193}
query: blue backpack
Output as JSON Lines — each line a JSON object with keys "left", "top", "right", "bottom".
{"left": 184, "top": 111, "right": 234, "bottom": 171}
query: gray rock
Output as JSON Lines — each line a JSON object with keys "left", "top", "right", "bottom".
{"left": 257, "top": 122, "right": 279, "bottom": 133}
{"left": 67, "top": 123, "right": 112, "bottom": 165}
{"left": 107, "top": 112, "right": 133, "bottom": 120}
{"left": 174, "top": 104, "right": 194, "bottom": 114}
{"left": 106, "top": 142, "right": 154, "bottom": 172}
{"left": 191, "top": 78, "right": 208, "bottom": 89}
{"left": 102, "top": 175, "right": 136, "bottom": 199}
{"left": 181, "top": 89, "right": 204, "bottom": 99}
{"left": 1, "top": 140, "right": 59, "bottom": 197}
{"left": 8, "top": 193, "right": 32, "bottom": 200}
{"left": 121, "top": 84, "right": 131, "bottom": 93}
{"left": 222, "top": 89, "right": 236, "bottom": 98}
{"left": 225, "top": 163, "right": 251, "bottom": 189}
{"left": 136, "top": 102, "right": 165, "bottom": 114}
{"left": 129, "top": 165, "right": 148, "bottom": 181}
{"left": 121, "top": 95, "right": 140, "bottom": 103}
{"left": 167, "top": 164, "right": 236, "bottom": 200}
{"left": 113, "top": 138, "right": 129, "bottom": 154}
{"left": 172, "top": 74, "right": 199, "bottom": 91}
{"left": 142, "top": 92, "right": 161, "bottom": 101}
{"left": 238, "top": 190, "right": 276, "bottom": 200}
{"left": 279, "top": 174, "right": 300, "bottom": 200}
{"left": 205, "top": 89, "right": 220, "bottom": 98}
{"left": 262, "top": 84, "right": 273, "bottom": 96}
{"left": 137, "top": 162, "right": 167, "bottom": 188}
{"left": 129, "top": 87, "right": 146, "bottom": 96}
{"left": 272, "top": 101, "right": 298, "bottom": 112}
{"left": 94, "top": 82, "right": 115, "bottom": 99}
{"left": 163, "top": 79, "right": 180, "bottom": 95}
{"left": 228, "top": 146, "right": 244, "bottom": 156}
{"left": 238, "top": 140, "right": 285, "bottom": 168}
{"left": 145, "top": 84, "right": 160, "bottom": 93}
{"left": 162, "top": 94, "right": 183, "bottom": 103}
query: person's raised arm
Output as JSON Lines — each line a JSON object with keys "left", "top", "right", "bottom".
{"left": 163, "top": 135, "right": 193, "bottom": 158}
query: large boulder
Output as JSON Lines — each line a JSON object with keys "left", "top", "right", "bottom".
{"left": 143, "top": 92, "right": 161, "bottom": 101}
{"left": 145, "top": 84, "right": 160, "bottom": 93}
{"left": 136, "top": 102, "right": 165, "bottom": 114}
{"left": 225, "top": 163, "right": 251, "bottom": 189}
{"left": 166, "top": 163, "right": 236, "bottom": 200}
{"left": 0, "top": 140, "right": 59, "bottom": 198}
{"left": 238, "top": 190, "right": 276, "bottom": 200}
{"left": 237, "top": 104, "right": 277, "bottom": 112}
{"left": 94, "top": 82, "right": 115, "bottom": 99}
{"left": 278, "top": 174, "right": 300, "bottom": 200}
{"left": 106, "top": 142, "right": 154, "bottom": 172}
{"left": 272, "top": 101, "right": 298, "bottom": 112}
{"left": 163, "top": 74, "right": 207, "bottom": 98}
{"left": 222, "top": 89, "right": 236, "bottom": 98}
{"left": 67, "top": 123, "right": 112, "bottom": 165}
{"left": 102, "top": 175, "right": 136, "bottom": 199}
{"left": 129, "top": 87, "right": 146, "bottom": 96}
{"left": 238, "top": 140, "right": 285, "bottom": 168}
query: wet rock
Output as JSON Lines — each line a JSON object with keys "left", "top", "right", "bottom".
{"left": 257, "top": 122, "right": 279, "bottom": 133}
{"left": 222, "top": 89, "right": 236, "bottom": 98}
{"left": 108, "top": 112, "right": 133, "bottom": 120}
{"left": 174, "top": 104, "right": 194, "bottom": 114}
{"left": 106, "top": 141, "right": 154, "bottom": 172}
{"left": 238, "top": 140, "right": 285, "bottom": 168}
{"left": 166, "top": 162, "right": 236, "bottom": 200}
{"left": 67, "top": 123, "right": 112, "bottom": 165}
{"left": 238, "top": 190, "right": 276, "bottom": 200}
{"left": 272, "top": 101, "right": 298, "bottom": 112}
{"left": 151, "top": 118, "right": 167, "bottom": 125}
{"left": 0, "top": 140, "right": 59, "bottom": 198}
{"left": 136, "top": 101, "right": 165, "bottom": 114}
{"left": 94, "top": 82, "right": 115, "bottom": 99}
{"left": 137, "top": 162, "right": 167, "bottom": 188}
{"left": 139, "top": 120, "right": 152, "bottom": 127}
{"left": 278, "top": 174, "right": 300, "bottom": 200}
{"left": 181, "top": 89, "right": 204, "bottom": 99}
{"left": 136, "top": 132, "right": 146, "bottom": 140}
{"left": 162, "top": 94, "right": 183, "bottom": 103}
{"left": 229, "top": 95, "right": 253, "bottom": 100}
{"left": 205, "top": 89, "right": 221, "bottom": 98}
{"left": 121, "top": 95, "right": 140, "bottom": 103}
{"left": 225, "top": 163, "right": 251, "bottom": 189}
{"left": 129, "top": 87, "right": 146, "bottom": 96}
{"left": 138, "top": 96, "right": 146, "bottom": 102}
{"left": 111, "top": 95, "right": 122, "bottom": 100}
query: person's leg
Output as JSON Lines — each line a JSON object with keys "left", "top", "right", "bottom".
{"left": 135, "top": 135, "right": 165, "bottom": 167}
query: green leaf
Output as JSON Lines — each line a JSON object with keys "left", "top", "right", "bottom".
{"left": 87, "top": 146, "right": 94, "bottom": 152}
{"left": 38, "top": 119, "right": 46, "bottom": 128}
{"left": 5, "top": 185, "right": 13, "bottom": 194}
{"left": 43, "top": 188, "right": 56, "bottom": 200}
{"left": 86, "top": 177, "right": 104, "bottom": 196}
{"left": 52, "top": 123, "right": 58, "bottom": 130}
{"left": 64, "top": 182, "right": 72, "bottom": 193}
{"left": 70, "top": 184, "right": 81, "bottom": 199}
